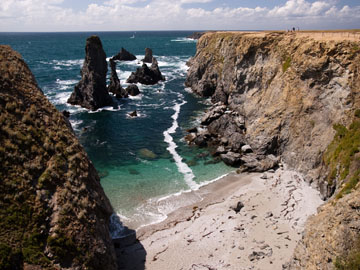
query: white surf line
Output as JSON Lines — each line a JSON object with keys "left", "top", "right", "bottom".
{"left": 163, "top": 101, "right": 198, "bottom": 190}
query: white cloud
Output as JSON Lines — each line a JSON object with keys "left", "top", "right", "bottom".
{"left": 0, "top": 0, "right": 359, "bottom": 31}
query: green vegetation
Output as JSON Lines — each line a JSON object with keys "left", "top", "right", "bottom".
{"left": 324, "top": 111, "right": 360, "bottom": 199}
{"left": 47, "top": 232, "right": 79, "bottom": 262}
{"left": 282, "top": 56, "right": 292, "bottom": 72}
{"left": 335, "top": 237, "right": 360, "bottom": 270}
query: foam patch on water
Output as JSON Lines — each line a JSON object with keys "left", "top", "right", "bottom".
{"left": 171, "top": 38, "right": 197, "bottom": 43}
{"left": 56, "top": 79, "right": 78, "bottom": 90}
{"left": 163, "top": 101, "right": 198, "bottom": 190}
{"left": 53, "top": 91, "right": 71, "bottom": 105}
{"left": 88, "top": 105, "right": 121, "bottom": 113}
{"left": 52, "top": 59, "right": 83, "bottom": 67}
{"left": 69, "top": 119, "right": 83, "bottom": 130}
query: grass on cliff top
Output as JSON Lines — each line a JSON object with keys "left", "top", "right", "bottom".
{"left": 324, "top": 109, "right": 360, "bottom": 199}
{"left": 335, "top": 236, "right": 360, "bottom": 270}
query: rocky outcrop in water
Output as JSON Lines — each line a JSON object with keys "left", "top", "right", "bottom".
{"left": 127, "top": 57, "right": 165, "bottom": 85}
{"left": 0, "top": 45, "right": 117, "bottom": 269}
{"left": 113, "top": 47, "right": 137, "bottom": 61}
{"left": 108, "top": 58, "right": 128, "bottom": 98}
{"left": 142, "top": 48, "right": 153, "bottom": 63}
{"left": 187, "top": 32, "right": 207, "bottom": 40}
{"left": 186, "top": 31, "right": 360, "bottom": 269}
{"left": 68, "top": 35, "right": 113, "bottom": 110}
{"left": 126, "top": 84, "right": 140, "bottom": 96}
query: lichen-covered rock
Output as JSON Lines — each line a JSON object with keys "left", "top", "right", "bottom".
{"left": 112, "top": 47, "right": 137, "bottom": 61}
{"left": 108, "top": 58, "right": 128, "bottom": 98}
{"left": 127, "top": 57, "right": 165, "bottom": 85}
{"left": 0, "top": 45, "right": 117, "bottom": 269}
{"left": 68, "top": 35, "right": 113, "bottom": 110}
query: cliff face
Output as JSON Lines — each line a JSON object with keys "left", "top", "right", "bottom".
{"left": 186, "top": 32, "right": 360, "bottom": 197}
{"left": 0, "top": 46, "right": 117, "bottom": 269}
{"left": 186, "top": 31, "right": 360, "bottom": 269}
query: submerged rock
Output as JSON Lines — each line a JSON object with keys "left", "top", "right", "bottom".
{"left": 68, "top": 35, "right": 113, "bottom": 110}
{"left": 126, "top": 57, "right": 165, "bottom": 85}
{"left": 139, "top": 148, "right": 157, "bottom": 159}
{"left": 108, "top": 58, "right": 128, "bottom": 98}
{"left": 113, "top": 47, "right": 137, "bottom": 61}
{"left": 142, "top": 48, "right": 153, "bottom": 63}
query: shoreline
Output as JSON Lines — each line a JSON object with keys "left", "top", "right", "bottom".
{"left": 116, "top": 167, "right": 324, "bottom": 269}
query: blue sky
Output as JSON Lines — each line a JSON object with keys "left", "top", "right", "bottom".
{"left": 1, "top": 0, "right": 359, "bottom": 31}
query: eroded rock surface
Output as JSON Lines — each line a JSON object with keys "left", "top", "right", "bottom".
{"left": 113, "top": 47, "right": 137, "bottom": 61}
{"left": 142, "top": 48, "right": 153, "bottom": 63}
{"left": 108, "top": 58, "right": 128, "bottom": 98}
{"left": 68, "top": 35, "right": 113, "bottom": 110}
{"left": 0, "top": 45, "right": 117, "bottom": 269}
{"left": 127, "top": 57, "right": 165, "bottom": 85}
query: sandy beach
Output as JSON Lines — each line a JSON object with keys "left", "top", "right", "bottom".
{"left": 115, "top": 166, "right": 323, "bottom": 270}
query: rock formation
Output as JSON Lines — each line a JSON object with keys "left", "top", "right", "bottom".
{"left": 113, "top": 47, "right": 137, "bottom": 61}
{"left": 142, "top": 48, "right": 153, "bottom": 63}
{"left": 0, "top": 45, "right": 117, "bottom": 269}
{"left": 187, "top": 31, "right": 207, "bottom": 40}
{"left": 108, "top": 58, "right": 128, "bottom": 98}
{"left": 127, "top": 57, "right": 165, "bottom": 85}
{"left": 126, "top": 84, "right": 140, "bottom": 96}
{"left": 68, "top": 35, "right": 113, "bottom": 110}
{"left": 185, "top": 31, "right": 360, "bottom": 269}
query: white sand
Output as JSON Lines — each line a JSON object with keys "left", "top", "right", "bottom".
{"left": 116, "top": 168, "right": 323, "bottom": 270}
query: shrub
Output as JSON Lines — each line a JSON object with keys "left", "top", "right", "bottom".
{"left": 282, "top": 56, "right": 291, "bottom": 72}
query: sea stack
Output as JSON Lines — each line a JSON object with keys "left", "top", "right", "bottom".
{"left": 126, "top": 57, "right": 165, "bottom": 85}
{"left": 112, "top": 47, "right": 137, "bottom": 61}
{"left": 108, "top": 58, "right": 128, "bottom": 98}
{"left": 142, "top": 48, "right": 153, "bottom": 63}
{"left": 67, "top": 35, "right": 113, "bottom": 110}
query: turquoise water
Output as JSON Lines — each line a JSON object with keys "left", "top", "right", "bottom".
{"left": 0, "top": 32, "right": 233, "bottom": 229}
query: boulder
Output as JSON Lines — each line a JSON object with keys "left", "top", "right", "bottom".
{"left": 126, "top": 84, "right": 140, "bottom": 96}
{"left": 129, "top": 110, "right": 137, "bottom": 117}
{"left": 67, "top": 36, "right": 113, "bottom": 110}
{"left": 201, "top": 103, "right": 227, "bottom": 125}
{"left": 142, "top": 48, "right": 153, "bottom": 63}
{"left": 112, "top": 48, "right": 136, "bottom": 61}
{"left": 231, "top": 201, "right": 244, "bottom": 214}
{"left": 220, "top": 152, "right": 242, "bottom": 166}
{"left": 126, "top": 57, "right": 165, "bottom": 85}
{"left": 241, "top": 144, "right": 253, "bottom": 153}
{"left": 108, "top": 58, "right": 128, "bottom": 98}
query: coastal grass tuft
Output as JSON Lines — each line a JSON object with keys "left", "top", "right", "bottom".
{"left": 324, "top": 111, "right": 360, "bottom": 198}
{"left": 282, "top": 56, "right": 291, "bottom": 72}
{"left": 335, "top": 237, "right": 360, "bottom": 270}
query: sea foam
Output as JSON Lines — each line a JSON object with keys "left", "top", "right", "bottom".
{"left": 163, "top": 101, "right": 198, "bottom": 190}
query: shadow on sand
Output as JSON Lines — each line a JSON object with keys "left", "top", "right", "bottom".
{"left": 111, "top": 215, "right": 146, "bottom": 270}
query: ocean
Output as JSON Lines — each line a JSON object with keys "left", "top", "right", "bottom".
{"left": 0, "top": 31, "right": 234, "bottom": 234}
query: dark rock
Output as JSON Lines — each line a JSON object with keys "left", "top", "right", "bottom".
{"left": 185, "top": 133, "right": 197, "bottom": 144}
{"left": 108, "top": 58, "right": 128, "bottom": 98}
{"left": 240, "top": 154, "right": 279, "bottom": 172}
{"left": 220, "top": 152, "right": 242, "bottom": 166}
{"left": 228, "top": 132, "right": 246, "bottom": 152}
{"left": 248, "top": 251, "right": 266, "bottom": 261}
{"left": 126, "top": 84, "right": 140, "bottom": 96}
{"left": 113, "top": 47, "right": 136, "bottom": 61}
{"left": 187, "top": 32, "right": 206, "bottom": 40}
{"left": 126, "top": 57, "right": 165, "bottom": 85}
{"left": 62, "top": 110, "right": 70, "bottom": 118}
{"left": 194, "top": 134, "right": 208, "bottom": 147}
{"left": 231, "top": 201, "right": 244, "bottom": 214}
{"left": 187, "top": 127, "right": 198, "bottom": 133}
{"left": 67, "top": 35, "right": 113, "bottom": 110}
{"left": 142, "top": 48, "right": 153, "bottom": 63}
{"left": 129, "top": 110, "right": 137, "bottom": 117}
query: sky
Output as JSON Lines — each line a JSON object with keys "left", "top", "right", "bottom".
{"left": 0, "top": 0, "right": 359, "bottom": 32}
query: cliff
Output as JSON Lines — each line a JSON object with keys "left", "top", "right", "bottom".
{"left": 0, "top": 46, "right": 117, "bottom": 269}
{"left": 186, "top": 31, "right": 360, "bottom": 269}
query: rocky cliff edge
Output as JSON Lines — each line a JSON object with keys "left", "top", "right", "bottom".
{"left": 0, "top": 45, "right": 117, "bottom": 269}
{"left": 186, "top": 31, "right": 360, "bottom": 269}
